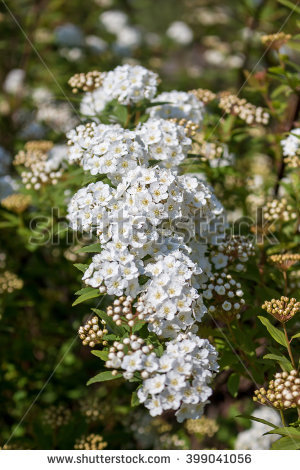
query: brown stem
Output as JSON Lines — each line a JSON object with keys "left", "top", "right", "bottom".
{"left": 282, "top": 322, "right": 296, "bottom": 369}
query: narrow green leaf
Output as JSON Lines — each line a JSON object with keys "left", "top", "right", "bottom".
{"left": 76, "top": 243, "right": 102, "bottom": 253}
{"left": 263, "top": 353, "right": 292, "bottom": 372}
{"left": 258, "top": 316, "right": 288, "bottom": 347}
{"left": 87, "top": 371, "right": 122, "bottom": 385}
{"left": 277, "top": 0, "right": 300, "bottom": 15}
{"left": 291, "top": 332, "right": 300, "bottom": 341}
{"left": 74, "top": 263, "right": 89, "bottom": 273}
{"left": 72, "top": 289, "right": 100, "bottom": 306}
{"left": 266, "top": 426, "right": 300, "bottom": 439}
{"left": 236, "top": 414, "right": 277, "bottom": 429}
{"left": 75, "top": 287, "right": 97, "bottom": 296}
{"left": 91, "top": 350, "right": 109, "bottom": 361}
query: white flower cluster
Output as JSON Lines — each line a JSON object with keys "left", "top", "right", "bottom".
{"left": 66, "top": 65, "right": 225, "bottom": 421}
{"left": 68, "top": 166, "right": 222, "bottom": 304}
{"left": 138, "top": 118, "right": 192, "bottom": 168}
{"left": 67, "top": 122, "right": 147, "bottom": 182}
{"left": 149, "top": 91, "right": 204, "bottom": 124}
{"left": 106, "top": 332, "right": 218, "bottom": 422}
{"left": 281, "top": 128, "right": 300, "bottom": 157}
{"left": 101, "top": 65, "right": 159, "bottom": 105}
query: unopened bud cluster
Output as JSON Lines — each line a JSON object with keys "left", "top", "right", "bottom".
{"left": 261, "top": 32, "right": 291, "bottom": 49}
{"left": 14, "top": 141, "right": 63, "bottom": 190}
{"left": 189, "top": 88, "right": 216, "bottom": 104}
{"left": 253, "top": 370, "right": 300, "bottom": 409}
{"left": 1, "top": 193, "right": 31, "bottom": 214}
{"left": 68, "top": 71, "right": 104, "bottom": 93}
{"left": 185, "top": 416, "right": 219, "bottom": 437}
{"left": 284, "top": 154, "right": 300, "bottom": 169}
{"left": 42, "top": 405, "right": 71, "bottom": 429}
{"left": 218, "top": 92, "right": 269, "bottom": 125}
{"left": 269, "top": 253, "right": 300, "bottom": 271}
{"left": 106, "top": 295, "right": 150, "bottom": 328}
{"left": 105, "top": 334, "right": 154, "bottom": 379}
{"left": 0, "top": 271, "right": 23, "bottom": 294}
{"left": 192, "top": 133, "right": 224, "bottom": 161}
{"left": 74, "top": 434, "right": 107, "bottom": 450}
{"left": 168, "top": 118, "right": 199, "bottom": 137}
{"left": 79, "top": 396, "right": 107, "bottom": 423}
{"left": 211, "top": 235, "right": 255, "bottom": 271}
{"left": 263, "top": 198, "right": 297, "bottom": 225}
{"left": 262, "top": 296, "right": 300, "bottom": 323}
{"left": 78, "top": 315, "right": 108, "bottom": 348}
{"left": 200, "top": 272, "right": 245, "bottom": 321}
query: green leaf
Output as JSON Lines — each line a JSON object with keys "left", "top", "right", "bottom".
{"left": 227, "top": 373, "right": 240, "bottom": 397}
{"left": 76, "top": 243, "right": 102, "bottom": 253}
{"left": 236, "top": 414, "right": 277, "bottom": 429}
{"left": 73, "top": 263, "right": 89, "bottom": 273}
{"left": 272, "top": 436, "right": 300, "bottom": 450}
{"left": 72, "top": 289, "right": 100, "bottom": 306}
{"left": 291, "top": 332, "right": 300, "bottom": 341}
{"left": 87, "top": 371, "right": 122, "bottom": 385}
{"left": 131, "top": 390, "right": 140, "bottom": 407}
{"left": 132, "top": 321, "right": 146, "bottom": 333}
{"left": 91, "top": 350, "right": 109, "bottom": 361}
{"left": 277, "top": 0, "right": 300, "bottom": 15}
{"left": 266, "top": 426, "right": 300, "bottom": 439}
{"left": 263, "top": 353, "right": 293, "bottom": 372}
{"left": 258, "top": 316, "right": 288, "bottom": 348}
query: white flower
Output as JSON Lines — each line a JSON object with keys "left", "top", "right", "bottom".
{"left": 281, "top": 128, "right": 300, "bottom": 157}
{"left": 100, "top": 10, "right": 128, "bottom": 34}
{"left": 167, "top": 21, "right": 193, "bottom": 45}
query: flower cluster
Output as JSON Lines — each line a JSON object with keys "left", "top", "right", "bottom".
{"left": 189, "top": 88, "right": 217, "bottom": 104}
{"left": 68, "top": 71, "right": 104, "bottom": 93}
{"left": 261, "top": 32, "right": 291, "bottom": 50}
{"left": 106, "top": 331, "right": 218, "bottom": 422}
{"left": 253, "top": 370, "right": 300, "bottom": 409}
{"left": 138, "top": 118, "right": 192, "bottom": 168}
{"left": 185, "top": 416, "right": 219, "bottom": 437}
{"left": 269, "top": 253, "right": 300, "bottom": 271}
{"left": 42, "top": 405, "right": 71, "bottom": 429}
{"left": 263, "top": 198, "right": 297, "bottom": 225}
{"left": 14, "top": 141, "right": 67, "bottom": 190}
{"left": 1, "top": 193, "right": 31, "bottom": 214}
{"left": 78, "top": 315, "right": 108, "bottom": 348}
{"left": 211, "top": 235, "right": 255, "bottom": 271}
{"left": 67, "top": 123, "right": 147, "bottom": 181}
{"left": 101, "top": 64, "right": 159, "bottom": 105}
{"left": 200, "top": 272, "right": 245, "bottom": 321}
{"left": 0, "top": 271, "right": 23, "bottom": 294}
{"left": 218, "top": 92, "right": 269, "bottom": 125}
{"left": 66, "top": 65, "right": 223, "bottom": 421}
{"left": 79, "top": 396, "right": 107, "bottom": 423}
{"left": 262, "top": 296, "right": 300, "bottom": 323}
{"left": 106, "top": 295, "right": 150, "bottom": 327}
{"left": 149, "top": 91, "right": 204, "bottom": 123}
{"left": 281, "top": 128, "right": 300, "bottom": 168}
{"left": 74, "top": 434, "right": 107, "bottom": 450}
